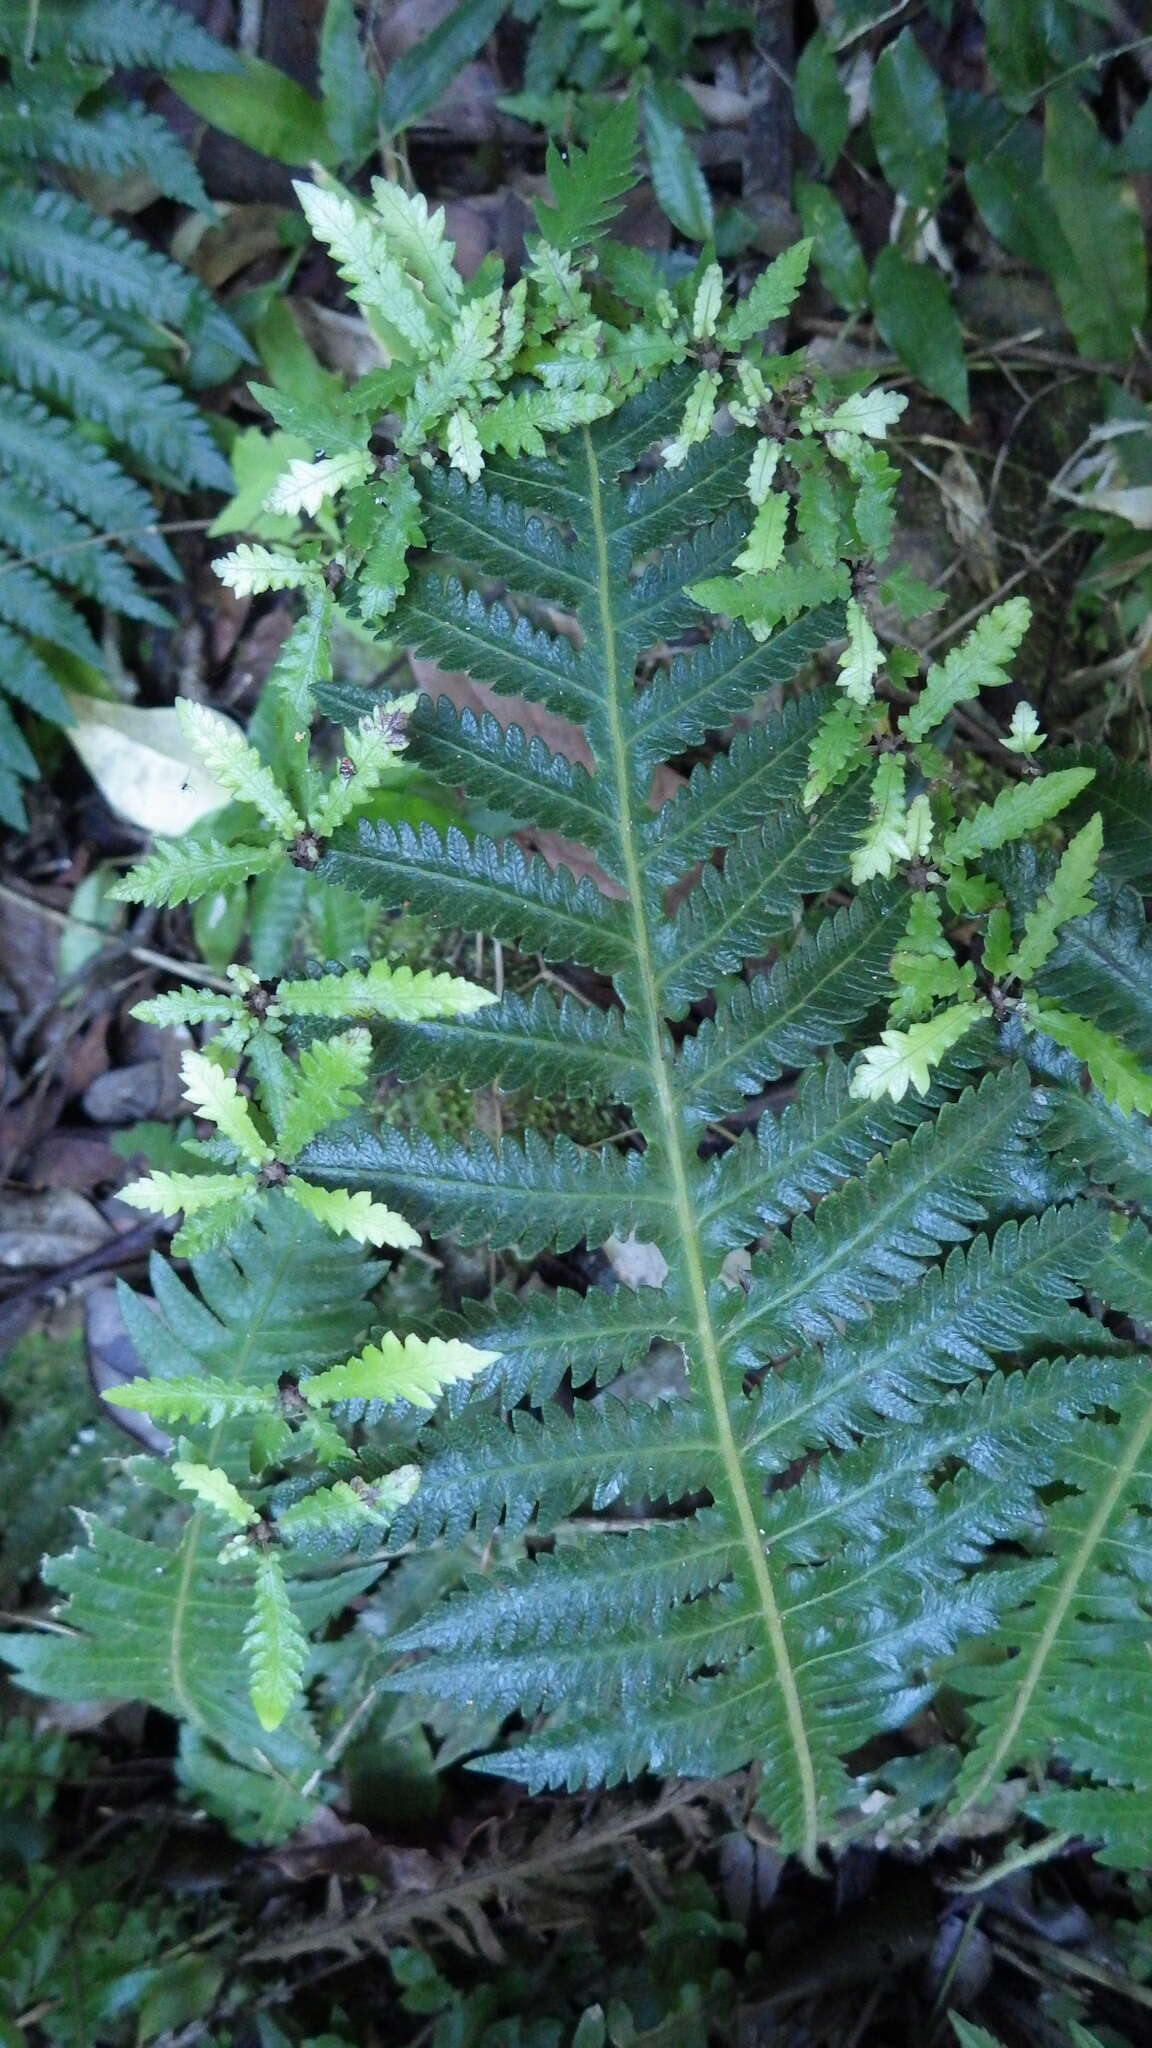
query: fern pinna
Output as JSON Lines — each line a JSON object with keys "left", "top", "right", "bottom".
{"left": 0, "top": 0, "right": 240, "bottom": 826}
{"left": 271, "top": 388, "right": 1152, "bottom": 1868}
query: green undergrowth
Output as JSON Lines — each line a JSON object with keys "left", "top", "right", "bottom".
{"left": 0, "top": 0, "right": 249, "bottom": 825}
{"left": 7, "top": 116, "right": 1152, "bottom": 1925}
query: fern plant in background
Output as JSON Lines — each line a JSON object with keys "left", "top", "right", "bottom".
{"left": 9, "top": 124, "right": 1152, "bottom": 1886}
{"left": 0, "top": 0, "right": 243, "bottom": 827}
{"left": 795, "top": 1, "right": 1150, "bottom": 416}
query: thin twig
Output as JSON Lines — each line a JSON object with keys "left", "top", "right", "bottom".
{"left": 0, "top": 519, "right": 214, "bottom": 582}
{"left": 0, "top": 880, "right": 232, "bottom": 990}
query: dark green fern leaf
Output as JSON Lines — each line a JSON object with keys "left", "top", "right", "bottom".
{"left": 0, "top": 100, "right": 212, "bottom": 209}
{"left": 373, "top": 985, "right": 645, "bottom": 1102}
{"left": 300, "top": 1124, "right": 667, "bottom": 1256}
{"left": 533, "top": 97, "right": 639, "bottom": 253}
{"left": 1036, "top": 884, "right": 1152, "bottom": 1062}
{"left": 0, "top": 0, "right": 232, "bottom": 69}
{"left": 0, "top": 189, "right": 247, "bottom": 356}
{"left": 0, "top": 17, "right": 231, "bottom": 823}
{"left": 0, "top": 391, "right": 177, "bottom": 570}
{"left": 295, "top": 376, "right": 1152, "bottom": 1865}
{"left": 1044, "top": 1087, "right": 1152, "bottom": 1213}
{"left": 2, "top": 1203, "right": 380, "bottom": 1837}
{"left": 411, "top": 695, "right": 617, "bottom": 861}
{"left": 320, "top": 819, "right": 632, "bottom": 972}
{"left": 0, "top": 287, "right": 230, "bottom": 490}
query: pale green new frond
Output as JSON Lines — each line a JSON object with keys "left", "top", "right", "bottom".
{"left": 172, "top": 1462, "right": 257, "bottom": 1528}
{"left": 851, "top": 754, "right": 915, "bottom": 883}
{"left": 303, "top": 1331, "right": 500, "bottom": 1412}
{"left": 275, "top": 959, "right": 497, "bottom": 1023}
{"left": 889, "top": 894, "right": 976, "bottom": 1023}
{"left": 110, "top": 837, "right": 280, "bottom": 908}
{"left": 662, "top": 369, "right": 722, "bottom": 469}
{"left": 132, "top": 986, "right": 239, "bottom": 1029}
{"left": 265, "top": 593, "right": 332, "bottom": 723}
{"left": 180, "top": 1051, "right": 272, "bottom": 1166}
{"left": 117, "top": 1171, "right": 250, "bottom": 1221}
{"left": 308, "top": 697, "right": 418, "bottom": 837}
{"left": 214, "top": 544, "right": 319, "bottom": 599}
{"left": 804, "top": 389, "right": 907, "bottom": 438}
{"left": 691, "top": 263, "right": 724, "bottom": 342}
{"left": 293, "top": 179, "right": 440, "bottom": 359}
{"left": 474, "top": 382, "right": 616, "bottom": 462}
{"left": 900, "top": 598, "right": 1031, "bottom": 743}
{"left": 939, "top": 767, "right": 1095, "bottom": 868}
{"left": 446, "top": 409, "right": 484, "bottom": 481}
{"left": 273, "top": 1030, "right": 372, "bottom": 1162}
{"left": 275, "top": 1471, "right": 420, "bottom": 1544}
{"left": 246, "top": 1551, "right": 308, "bottom": 1732}
{"left": 1029, "top": 1005, "right": 1152, "bottom": 1116}
{"left": 176, "top": 701, "right": 302, "bottom": 839}
{"left": 399, "top": 289, "right": 504, "bottom": 451}
{"left": 104, "top": 1374, "right": 278, "bottom": 1425}
{"left": 747, "top": 438, "right": 781, "bottom": 505}
{"left": 803, "top": 699, "right": 873, "bottom": 808}
{"left": 1005, "top": 702, "right": 1045, "bottom": 756}
{"left": 721, "top": 241, "right": 813, "bottom": 346}
{"left": 1006, "top": 815, "right": 1104, "bottom": 984}
{"left": 266, "top": 449, "right": 374, "bottom": 517}
{"left": 283, "top": 1179, "right": 420, "bottom": 1249}
{"left": 368, "top": 180, "right": 461, "bottom": 319}
{"left": 835, "top": 597, "right": 882, "bottom": 706}
{"left": 849, "top": 1002, "right": 991, "bottom": 1101}
{"left": 733, "top": 492, "right": 789, "bottom": 574}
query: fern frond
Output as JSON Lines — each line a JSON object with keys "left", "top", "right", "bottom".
{"left": 0, "top": 550, "right": 100, "bottom": 662}
{"left": 676, "top": 887, "right": 906, "bottom": 1124}
{"left": 245, "top": 1552, "right": 308, "bottom": 1733}
{"left": 0, "top": 391, "right": 177, "bottom": 571}
{"left": 0, "top": 0, "right": 233, "bottom": 68}
{"left": 1034, "top": 882, "right": 1152, "bottom": 1060}
{"left": 628, "top": 607, "right": 845, "bottom": 770}
{"left": 412, "top": 694, "right": 615, "bottom": 860}
{"left": 727, "top": 1068, "right": 1041, "bottom": 1351}
{"left": 429, "top": 1283, "right": 664, "bottom": 1409}
{"left": 104, "top": 1373, "right": 279, "bottom": 1426}
{"left": 534, "top": 96, "right": 639, "bottom": 252}
{"left": 656, "top": 772, "right": 872, "bottom": 1010}
{"left": 948, "top": 1361, "right": 1152, "bottom": 1867}
{"left": 302, "top": 1331, "right": 499, "bottom": 1411}
{"left": 299, "top": 1124, "right": 667, "bottom": 1256}
{"left": 0, "top": 479, "right": 169, "bottom": 622}
{"left": 0, "top": 287, "right": 231, "bottom": 489}
{"left": 644, "top": 693, "right": 831, "bottom": 883}
{"left": 313, "top": 409, "right": 1152, "bottom": 1859}
{"left": 276, "top": 957, "right": 496, "bottom": 1024}
{"left": 1044, "top": 1087, "right": 1152, "bottom": 1212}
{"left": 395, "top": 573, "right": 598, "bottom": 721}
{"left": 0, "top": 190, "right": 246, "bottom": 352}
{"left": 274, "top": 1032, "right": 371, "bottom": 1161}
{"left": 0, "top": 100, "right": 212, "bottom": 209}
{"left": 695, "top": 1054, "right": 940, "bottom": 1251}
{"left": 1049, "top": 744, "right": 1152, "bottom": 887}
{"left": 0, "top": 624, "right": 70, "bottom": 721}
{"left": 420, "top": 466, "right": 594, "bottom": 608}
{"left": 319, "top": 819, "right": 631, "bottom": 972}
{"left": 373, "top": 985, "right": 645, "bottom": 1101}
{"left": 400, "top": 1397, "right": 711, "bottom": 1545}
{"left": 111, "top": 839, "right": 280, "bottom": 908}
{"left": 2, "top": 1204, "right": 382, "bottom": 1821}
